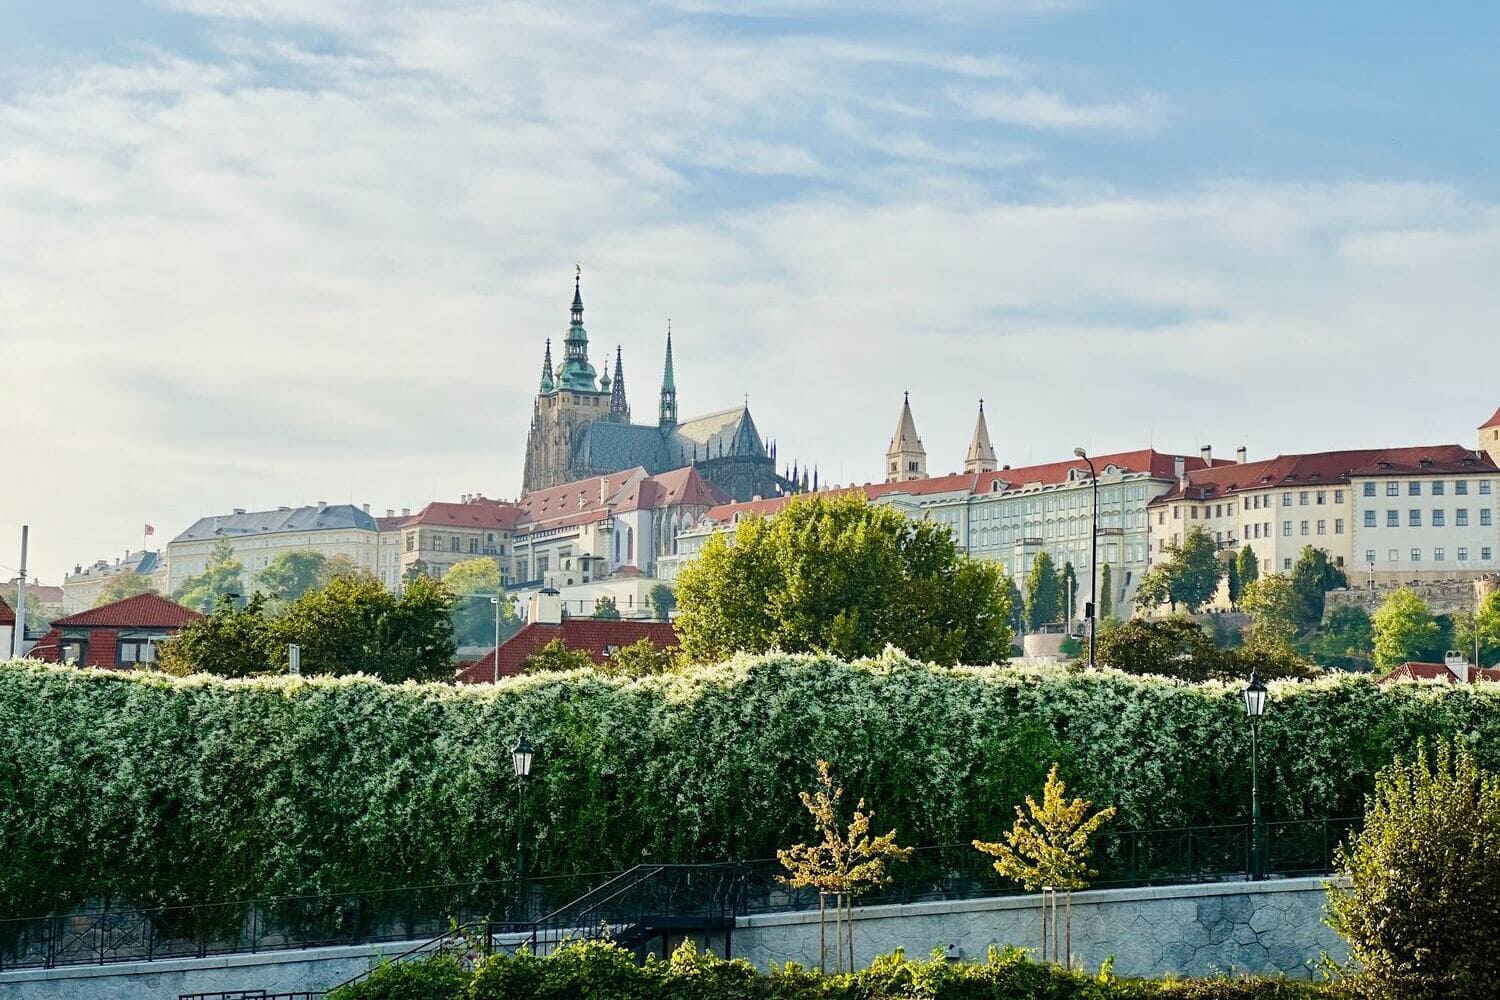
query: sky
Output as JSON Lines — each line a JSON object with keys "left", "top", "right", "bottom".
{"left": 3, "top": 0, "right": 1500, "bottom": 585}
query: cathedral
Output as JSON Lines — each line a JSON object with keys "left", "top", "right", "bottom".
{"left": 521, "top": 271, "right": 790, "bottom": 503}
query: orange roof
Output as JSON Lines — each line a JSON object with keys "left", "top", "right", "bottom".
{"left": 1151, "top": 445, "right": 1495, "bottom": 505}
{"left": 515, "top": 469, "right": 644, "bottom": 530}
{"left": 1480, "top": 406, "right": 1500, "bottom": 431}
{"left": 457, "top": 619, "right": 679, "bottom": 683}
{"left": 51, "top": 592, "right": 201, "bottom": 629}
{"left": 0, "top": 596, "right": 13, "bottom": 627}
{"left": 613, "top": 466, "right": 725, "bottom": 513}
{"left": 1378, "top": 661, "right": 1500, "bottom": 684}
{"left": 402, "top": 498, "right": 521, "bottom": 531}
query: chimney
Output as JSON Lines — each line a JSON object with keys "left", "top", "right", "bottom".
{"left": 1173, "top": 455, "right": 1186, "bottom": 484}
{"left": 362, "top": 503, "right": 370, "bottom": 514}
{"left": 1445, "top": 651, "right": 1471, "bottom": 682}
{"left": 1200, "top": 445, "right": 1212, "bottom": 466}
{"left": 1236, "top": 446, "right": 1247, "bottom": 465}
{"left": 317, "top": 500, "right": 328, "bottom": 510}
{"left": 529, "top": 588, "right": 563, "bottom": 626}
{"left": 401, "top": 508, "right": 411, "bottom": 517}
{"left": 386, "top": 508, "right": 395, "bottom": 518}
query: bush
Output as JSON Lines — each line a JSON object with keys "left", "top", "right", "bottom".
{"left": 1327, "top": 738, "right": 1500, "bottom": 998}
{"left": 5, "top": 654, "right": 1500, "bottom": 919}
{"left": 333, "top": 941, "right": 1330, "bottom": 999}
{"left": 326, "top": 952, "right": 468, "bottom": 1000}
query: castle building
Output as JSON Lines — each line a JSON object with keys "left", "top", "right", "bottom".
{"left": 521, "top": 271, "right": 788, "bottom": 503}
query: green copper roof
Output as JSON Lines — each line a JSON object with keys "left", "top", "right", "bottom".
{"left": 539, "top": 338, "right": 555, "bottom": 392}
{"left": 556, "top": 268, "right": 598, "bottom": 391}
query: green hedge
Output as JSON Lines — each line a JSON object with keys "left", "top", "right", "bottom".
{"left": 328, "top": 941, "right": 1334, "bottom": 1000}
{"left": 3, "top": 653, "right": 1499, "bottom": 917}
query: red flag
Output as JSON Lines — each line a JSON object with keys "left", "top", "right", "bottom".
{"left": 143, "top": 524, "right": 155, "bottom": 536}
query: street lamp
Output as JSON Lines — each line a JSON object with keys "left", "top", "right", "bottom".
{"left": 512, "top": 735, "right": 534, "bottom": 919}
{"left": 1242, "top": 673, "right": 1267, "bottom": 881}
{"left": 1073, "top": 448, "right": 1099, "bottom": 669}
{"left": 491, "top": 596, "right": 503, "bottom": 683}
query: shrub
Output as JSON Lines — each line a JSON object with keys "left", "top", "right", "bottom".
{"left": 5, "top": 654, "right": 1500, "bottom": 919}
{"left": 1327, "top": 738, "right": 1500, "bottom": 998}
{"left": 326, "top": 952, "right": 468, "bottom": 1000}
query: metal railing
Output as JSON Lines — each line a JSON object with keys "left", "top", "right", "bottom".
{"left": 10, "top": 817, "right": 1358, "bottom": 976}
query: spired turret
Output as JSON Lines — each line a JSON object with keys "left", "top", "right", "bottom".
{"left": 886, "top": 391, "right": 927, "bottom": 483}
{"left": 556, "top": 266, "right": 598, "bottom": 391}
{"left": 964, "top": 399, "right": 997, "bottom": 474}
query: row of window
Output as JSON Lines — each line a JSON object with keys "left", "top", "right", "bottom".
{"left": 1364, "top": 480, "right": 1492, "bottom": 497}
{"left": 1363, "top": 509, "right": 1493, "bottom": 528}
{"left": 1279, "top": 519, "right": 1346, "bottom": 537}
{"left": 1363, "top": 547, "right": 1493, "bottom": 564}
{"left": 404, "top": 531, "right": 507, "bottom": 555}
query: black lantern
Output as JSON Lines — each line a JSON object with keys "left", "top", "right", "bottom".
{"left": 512, "top": 735, "right": 534, "bottom": 778}
{"left": 1242, "top": 674, "right": 1267, "bottom": 719}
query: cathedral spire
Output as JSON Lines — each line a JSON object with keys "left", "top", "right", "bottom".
{"left": 886, "top": 390, "right": 927, "bottom": 483}
{"left": 964, "top": 398, "right": 998, "bottom": 474}
{"left": 557, "top": 265, "right": 598, "bottom": 391}
{"left": 609, "top": 345, "right": 630, "bottom": 421}
{"left": 539, "top": 338, "right": 555, "bottom": 392}
{"left": 659, "top": 320, "right": 678, "bottom": 427}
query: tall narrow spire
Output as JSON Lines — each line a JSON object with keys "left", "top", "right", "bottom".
{"left": 556, "top": 265, "right": 598, "bottom": 391}
{"left": 885, "top": 390, "right": 927, "bottom": 483}
{"left": 964, "top": 398, "right": 998, "bottom": 474}
{"left": 659, "top": 320, "right": 678, "bottom": 427}
{"left": 539, "top": 338, "right": 555, "bottom": 392}
{"left": 609, "top": 345, "right": 630, "bottom": 421}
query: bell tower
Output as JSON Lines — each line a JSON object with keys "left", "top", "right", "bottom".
{"left": 886, "top": 392, "right": 927, "bottom": 483}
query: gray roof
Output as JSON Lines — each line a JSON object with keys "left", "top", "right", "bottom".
{"left": 669, "top": 407, "right": 766, "bottom": 462}
{"left": 573, "top": 421, "right": 669, "bottom": 473}
{"left": 172, "top": 504, "right": 378, "bottom": 543}
{"left": 570, "top": 406, "right": 767, "bottom": 476}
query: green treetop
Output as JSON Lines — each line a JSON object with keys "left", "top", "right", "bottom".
{"left": 171, "top": 540, "right": 245, "bottom": 611}
{"left": 255, "top": 551, "right": 326, "bottom": 604}
{"left": 1024, "top": 551, "right": 1061, "bottom": 630}
{"left": 1372, "top": 589, "right": 1442, "bottom": 668}
{"left": 93, "top": 570, "right": 159, "bottom": 607}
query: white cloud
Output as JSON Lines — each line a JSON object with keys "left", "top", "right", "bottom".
{"left": 955, "top": 86, "right": 1169, "bottom": 133}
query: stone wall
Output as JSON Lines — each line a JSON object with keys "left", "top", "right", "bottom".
{"left": 734, "top": 877, "right": 1344, "bottom": 980}
{"left": 1326, "top": 576, "right": 1496, "bottom": 616}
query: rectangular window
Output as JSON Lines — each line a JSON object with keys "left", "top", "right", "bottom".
{"left": 1388, "top": 548, "right": 1399, "bottom": 562}
{"left": 1365, "top": 549, "right": 1376, "bottom": 563}
{"left": 1173, "top": 507, "right": 1181, "bottom": 519}
{"left": 1282, "top": 558, "right": 1292, "bottom": 570}
{"left": 1433, "top": 510, "right": 1445, "bottom": 527}
{"left": 405, "top": 532, "right": 415, "bottom": 552}
{"left": 1335, "top": 490, "right": 1345, "bottom": 503}
{"left": 1409, "top": 509, "right": 1421, "bottom": 527}
{"left": 1215, "top": 504, "right": 1223, "bottom": 517}
{"left": 1432, "top": 481, "right": 1445, "bottom": 496}
{"left": 1484, "top": 509, "right": 1494, "bottom": 526}
{"left": 1282, "top": 492, "right": 1292, "bottom": 506}
{"left": 1363, "top": 483, "right": 1376, "bottom": 497}
{"left": 1386, "top": 482, "right": 1399, "bottom": 496}
{"left": 1282, "top": 521, "right": 1292, "bottom": 537}
{"left": 1300, "top": 491, "right": 1310, "bottom": 506}
{"left": 1484, "top": 547, "right": 1493, "bottom": 561}
{"left": 1335, "top": 518, "right": 1344, "bottom": 534}
{"left": 1316, "top": 491, "right": 1327, "bottom": 505}
{"left": 1364, "top": 511, "right": 1376, "bottom": 527}
{"left": 1387, "top": 510, "right": 1399, "bottom": 527}
{"left": 1411, "top": 548, "right": 1422, "bottom": 562}
{"left": 1456, "top": 481, "right": 1469, "bottom": 495}
{"left": 1482, "top": 481, "right": 1493, "bottom": 495}
{"left": 1409, "top": 482, "right": 1421, "bottom": 496}
{"left": 1435, "top": 547, "right": 1445, "bottom": 561}
{"left": 1458, "top": 509, "right": 1469, "bottom": 526}
{"left": 1300, "top": 520, "right": 1310, "bottom": 536}
{"left": 1317, "top": 520, "right": 1326, "bottom": 535}
{"left": 1458, "top": 547, "right": 1469, "bottom": 561}
{"left": 1191, "top": 507, "right": 1198, "bottom": 519}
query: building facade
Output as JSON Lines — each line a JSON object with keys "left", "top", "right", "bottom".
{"left": 167, "top": 504, "right": 381, "bottom": 596}
{"left": 63, "top": 550, "right": 167, "bottom": 612}
{"left": 385, "top": 497, "right": 519, "bottom": 587}
{"left": 520, "top": 272, "right": 788, "bottom": 502}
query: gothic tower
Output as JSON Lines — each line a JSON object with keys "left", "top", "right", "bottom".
{"left": 964, "top": 399, "right": 998, "bottom": 474}
{"left": 659, "top": 322, "right": 678, "bottom": 427}
{"left": 609, "top": 346, "right": 630, "bottom": 422}
{"left": 521, "top": 268, "right": 611, "bottom": 492}
{"left": 886, "top": 391, "right": 927, "bottom": 483}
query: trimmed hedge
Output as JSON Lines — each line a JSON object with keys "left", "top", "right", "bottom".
{"left": 3, "top": 653, "right": 1499, "bottom": 918}
{"left": 328, "top": 941, "right": 1335, "bottom": 1000}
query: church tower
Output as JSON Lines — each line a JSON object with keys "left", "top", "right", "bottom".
{"left": 521, "top": 268, "right": 612, "bottom": 492}
{"left": 659, "top": 323, "right": 678, "bottom": 427}
{"left": 1481, "top": 406, "right": 1500, "bottom": 469}
{"left": 964, "top": 399, "right": 997, "bottom": 474}
{"left": 886, "top": 392, "right": 927, "bottom": 483}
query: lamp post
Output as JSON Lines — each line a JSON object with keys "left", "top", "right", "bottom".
{"left": 512, "top": 735, "right": 534, "bottom": 919}
{"left": 491, "top": 596, "right": 503, "bottom": 683}
{"left": 1242, "top": 674, "right": 1267, "bottom": 881}
{"left": 1073, "top": 448, "right": 1099, "bottom": 669}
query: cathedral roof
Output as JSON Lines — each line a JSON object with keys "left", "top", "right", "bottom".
{"left": 573, "top": 422, "right": 670, "bottom": 473}
{"left": 668, "top": 406, "right": 766, "bottom": 462}
{"left": 965, "top": 402, "right": 996, "bottom": 467}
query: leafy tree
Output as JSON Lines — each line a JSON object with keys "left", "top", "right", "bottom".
{"left": 272, "top": 574, "right": 456, "bottom": 682}
{"left": 778, "top": 759, "right": 912, "bottom": 972}
{"left": 1096, "top": 616, "right": 1224, "bottom": 681}
{"left": 601, "top": 638, "right": 680, "bottom": 677}
{"left": 1452, "top": 590, "right": 1500, "bottom": 667}
{"left": 1328, "top": 739, "right": 1500, "bottom": 998}
{"left": 1372, "top": 589, "right": 1442, "bottom": 668}
{"left": 1240, "top": 574, "right": 1301, "bottom": 647}
{"left": 974, "top": 763, "right": 1117, "bottom": 892}
{"left": 521, "top": 637, "right": 597, "bottom": 673}
{"left": 1132, "top": 563, "right": 1171, "bottom": 614}
{"left": 592, "top": 596, "right": 621, "bottom": 620}
{"left": 1236, "top": 544, "right": 1260, "bottom": 592}
{"left": 0, "top": 582, "right": 54, "bottom": 633}
{"left": 647, "top": 583, "right": 677, "bottom": 622}
{"left": 443, "top": 558, "right": 517, "bottom": 648}
{"left": 171, "top": 540, "right": 245, "bottom": 611}
{"left": 256, "top": 551, "right": 326, "bottom": 603}
{"left": 1234, "top": 629, "right": 1319, "bottom": 681}
{"left": 675, "top": 493, "right": 1013, "bottom": 665}
{"left": 1289, "top": 546, "right": 1347, "bottom": 632}
{"left": 320, "top": 553, "right": 370, "bottom": 584}
{"left": 1006, "top": 576, "right": 1024, "bottom": 636}
{"left": 1306, "top": 605, "right": 1375, "bottom": 670}
{"left": 1098, "top": 563, "right": 1113, "bottom": 619}
{"left": 402, "top": 559, "right": 431, "bottom": 586}
{"left": 1173, "top": 528, "right": 1224, "bottom": 612}
{"left": 1024, "top": 551, "right": 1061, "bottom": 629}
{"left": 1058, "top": 562, "right": 1078, "bottom": 620}
{"left": 93, "top": 570, "right": 159, "bottom": 607}
{"left": 157, "top": 593, "right": 276, "bottom": 678}
{"left": 1225, "top": 557, "right": 1242, "bottom": 610}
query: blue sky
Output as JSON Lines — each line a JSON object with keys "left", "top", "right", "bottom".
{"left": 2, "top": 1, "right": 1499, "bottom": 583}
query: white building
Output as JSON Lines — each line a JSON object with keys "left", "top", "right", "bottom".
{"left": 62, "top": 550, "right": 167, "bottom": 612}
{"left": 167, "top": 503, "right": 381, "bottom": 597}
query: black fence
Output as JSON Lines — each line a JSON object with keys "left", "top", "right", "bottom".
{"left": 5, "top": 817, "right": 1358, "bottom": 973}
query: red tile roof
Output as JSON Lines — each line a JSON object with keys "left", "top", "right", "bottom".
{"left": 1481, "top": 406, "right": 1500, "bottom": 431}
{"left": 27, "top": 628, "right": 60, "bottom": 660}
{"left": 1150, "top": 445, "right": 1495, "bottom": 505}
{"left": 51, "top": 592, "right": 201, "bottom": 629}
{"left": 1378, "top": 661, "right": 1500, "bottom": 684}
{"left": 403, "top": 498, "right": 521, "bottom": 531}
{"left": 0, "top": 596, "right": 14, "bottom": 628}
{"left": 516, "top": 469, "right": 644, "bottom": 530}
{"left": 613, "top": 466, "right": 725, "bottom": 513}
{"left": 457, "top": 618, "right": 679, "bottom": 683}
{"left": 28, "top": 585, "right": 65, "bottom": 604}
